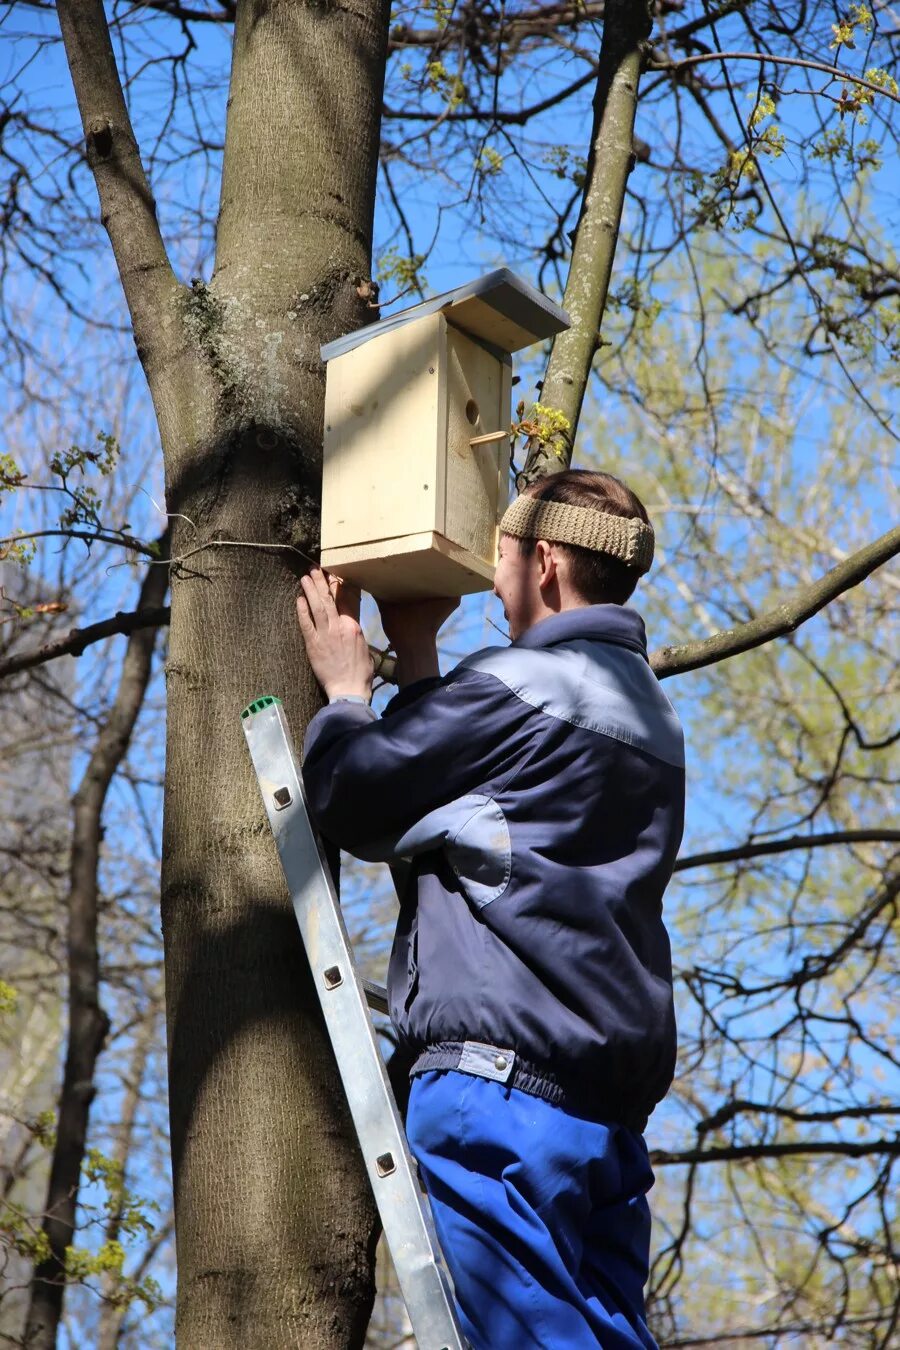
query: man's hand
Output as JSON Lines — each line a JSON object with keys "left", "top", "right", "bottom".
{"left": 377, "top": 595, "right": 460, "bottom": 688}
{"left": 296, "top": 568, "right": 373, "bottom": 702}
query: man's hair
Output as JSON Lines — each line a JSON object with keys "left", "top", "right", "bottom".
{"left": 515, "top": 469, "right": 651, "bottom": 604}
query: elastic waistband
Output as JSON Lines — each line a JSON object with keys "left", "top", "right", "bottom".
{"left": 410, "top": 1040, "right": 648, "bottom": 1132}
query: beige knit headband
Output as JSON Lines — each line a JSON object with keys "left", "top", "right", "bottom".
{"left": 500, "top": 495, "right": 655, "bottom": 574}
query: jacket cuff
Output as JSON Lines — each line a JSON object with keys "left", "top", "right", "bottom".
{"left": 303, "top": 699, "right": 378, "bottom": 760}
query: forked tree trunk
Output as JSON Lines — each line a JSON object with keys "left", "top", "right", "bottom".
{"left": 55, "top": 0, "right": 391, "bottom": 1343}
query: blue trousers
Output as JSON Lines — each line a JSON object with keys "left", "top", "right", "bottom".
{"left": 407, "top": 1071, "right": 658, "bottom": 1350}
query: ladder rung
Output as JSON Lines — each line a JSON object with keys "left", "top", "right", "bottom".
{"left": 363, "top": 979, "right": 389, "bottom": 1016}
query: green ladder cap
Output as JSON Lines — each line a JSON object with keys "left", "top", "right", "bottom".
{"left": 240, "top": 695, "right": 283, "bottom": 720}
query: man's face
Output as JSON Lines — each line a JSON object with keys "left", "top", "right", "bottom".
{"left": 492, "top": 533, "right": 540, "bottom": 640}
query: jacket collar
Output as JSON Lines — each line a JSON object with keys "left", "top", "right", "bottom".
{"left": 513, "top": 605, "right": 648, "bottom": 658}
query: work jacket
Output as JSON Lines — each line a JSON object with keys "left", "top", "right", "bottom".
{"left": 302, "top": 605, "right": 685, "bottom": 1130}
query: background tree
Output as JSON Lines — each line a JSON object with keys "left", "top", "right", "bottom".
{"left": 0, "top": 0, "right": 897, "bottom": 1346}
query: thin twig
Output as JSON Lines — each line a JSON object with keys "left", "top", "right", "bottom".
{"left": 649, "top": 51, "right": 900, "bottom": 107}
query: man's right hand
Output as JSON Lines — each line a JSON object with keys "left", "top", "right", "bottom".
{"left": 377, "top": 596, "right": 460, "bottom": 688}
{"left": 377, "top": 596, "right": 460, "bottom": 649}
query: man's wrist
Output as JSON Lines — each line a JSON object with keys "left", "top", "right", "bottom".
{"left": 325, "top": 686, "right": 372, "bottom": 705}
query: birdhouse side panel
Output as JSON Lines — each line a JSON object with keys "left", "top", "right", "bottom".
{"left": 321, "top": 317, "right": 444, "bottom": 552}
{"left": 443, "top": 327, "right": 509, "bottom": 567}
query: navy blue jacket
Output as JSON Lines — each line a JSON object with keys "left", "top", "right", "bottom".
{"left": 302, "top": 606, "right": 684, "bottom": 1129}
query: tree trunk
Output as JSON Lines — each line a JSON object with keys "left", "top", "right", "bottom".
{"left": 24, "top": 536, "right": 170, "bottom": 1350}
{"left": 159, "top": 3, "right": 390, "bottom": 1344}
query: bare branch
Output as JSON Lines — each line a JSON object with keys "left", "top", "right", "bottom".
{"left": 661, "top": 1312, "right": 897, "bottom": 1347}
{"left": 55, "top": 0, "right": 178, "bottom": 352}
{"left": 651, "top": 525, "right": 900, "bottom": 680}
{"left": 696, "top": 1098, "right": 900, "bottom": 1133}
{"left": 0, "top": 606, "right": 170, "bottom": 681}
{"left": 650, "top": 51, "right": 900, "bottom": 108}
{"left": 0, "top": 528, "right": 159, "bottom": 558}
{"left": 650, "top": 1138, "right": 900, "bottom": 1165}
{"left": 384, "top": 68, "right": 599, "bottom": 125}
{"left": 674, "top": 830, "right": 900, "bottom": 873}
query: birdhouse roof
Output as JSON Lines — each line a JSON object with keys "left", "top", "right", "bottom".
{"left": 320, "top": 268, "right": 569, "bottom": 362}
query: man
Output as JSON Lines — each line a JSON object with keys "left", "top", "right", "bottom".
{"left": 296, "top": 469, "right": 685, "bottom": 1348}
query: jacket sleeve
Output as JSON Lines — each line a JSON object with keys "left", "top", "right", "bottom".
{"left": 301, "top": 665, "right": 532, "bottom": 860}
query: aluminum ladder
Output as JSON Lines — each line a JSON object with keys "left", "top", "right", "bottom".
{"left": 241, "top": 695, "right": 465, "bottom": 1350}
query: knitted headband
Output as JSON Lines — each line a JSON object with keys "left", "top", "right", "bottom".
{"left": 499, "top": 495, "right": 655, "bottom": 574}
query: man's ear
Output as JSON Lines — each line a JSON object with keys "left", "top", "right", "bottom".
{"left": 535, "top": 539, "right": 558, "bottom": 592}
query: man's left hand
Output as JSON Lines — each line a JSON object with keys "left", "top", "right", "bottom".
{"left": 296, "top": 567, "right": 373, "bottom": 702}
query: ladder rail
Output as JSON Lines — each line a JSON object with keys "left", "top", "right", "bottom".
{"left": 241, "top": 697, "right": 464, "bottom": 1350}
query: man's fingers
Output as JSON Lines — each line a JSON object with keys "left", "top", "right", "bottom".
{"left": 309, "top": 567, "right": 336, "bottom": 607}
{"left": 300, "top": 570, "right": 334, "bottom": 628}
{"left": 296, "top": 593, "right": 315, "bottom": 634}
{"left": 330, "top": 574, "right": 361, "bottom": 623}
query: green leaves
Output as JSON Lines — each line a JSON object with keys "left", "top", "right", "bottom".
{"left": 512, "top": 401, "right": 572, "bottom": 459}
{"left": 50, "top": 433, "right": 119, "bottom": 533}
{"left": 543, "top": 146, "right": 588, "bottom": 190}
{"left": 376, "top": 245, "right": 427, "bottom": 294}
{"left": 474, "top": 146, "right": 504, "bottom": 178}
{"left": 1, "top": 1136, "right": 162, "bottom": 1315}
{"left": 829, "top": 4, "right": 874, "bottom": 50}
{"left": 424, "top": 59, "right": 465, "bottom": 108}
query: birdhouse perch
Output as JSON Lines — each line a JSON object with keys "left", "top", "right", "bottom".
{"left": 319, "top": 269, "right": 569, "bottom": 600}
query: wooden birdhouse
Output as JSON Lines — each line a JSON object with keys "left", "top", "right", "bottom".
{"left": 319, "top": 270, "right": 569, "bottom": 600}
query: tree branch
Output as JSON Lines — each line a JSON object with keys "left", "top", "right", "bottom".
{"left": 650, "top": 1138, "right": 900, "bottom": 1166}
{"left": 698, "top": 873, "right": 899, "bottom": 998}
{"left": 695, "top": 1098, "right": 900, "bottom": 1134}
{"left": 674, "top": 830, "right": 900, "bottom": 873}
{"left": 649, "top": 51, "right": 900, "bottom": 108}
{"left": 55, "top": 0, "right": 178, "bottom": 352}
{"left": 651, "top": 524, "right": 900, "bottom": 680}
{"left": 0, "top": 528, "right": 159, "bottom": 558}
{"left": 384, "top": 68, "right": 598, "bottom": 125}
{"left": 522, "top": 0, "right": 653, "bottom": 481}
{"left": 662, "top": 1312, "right": 895, "bottom": 1347}
{"left": 0, "top": 604, "right": 401, "bottom": 688}
{"left": 0, "top": 607, "right": 171, "bottom": 681}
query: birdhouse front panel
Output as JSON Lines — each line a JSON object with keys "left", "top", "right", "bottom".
{"left": 320, "top": 314, "right": 445, "bottom": 551}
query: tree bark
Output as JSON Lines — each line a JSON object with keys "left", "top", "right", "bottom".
{"left": 522, "top": 0, "right": 652, "bottom": 482}
{"left": 24, "top": 534, "right": 170, "bottom": 1350}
